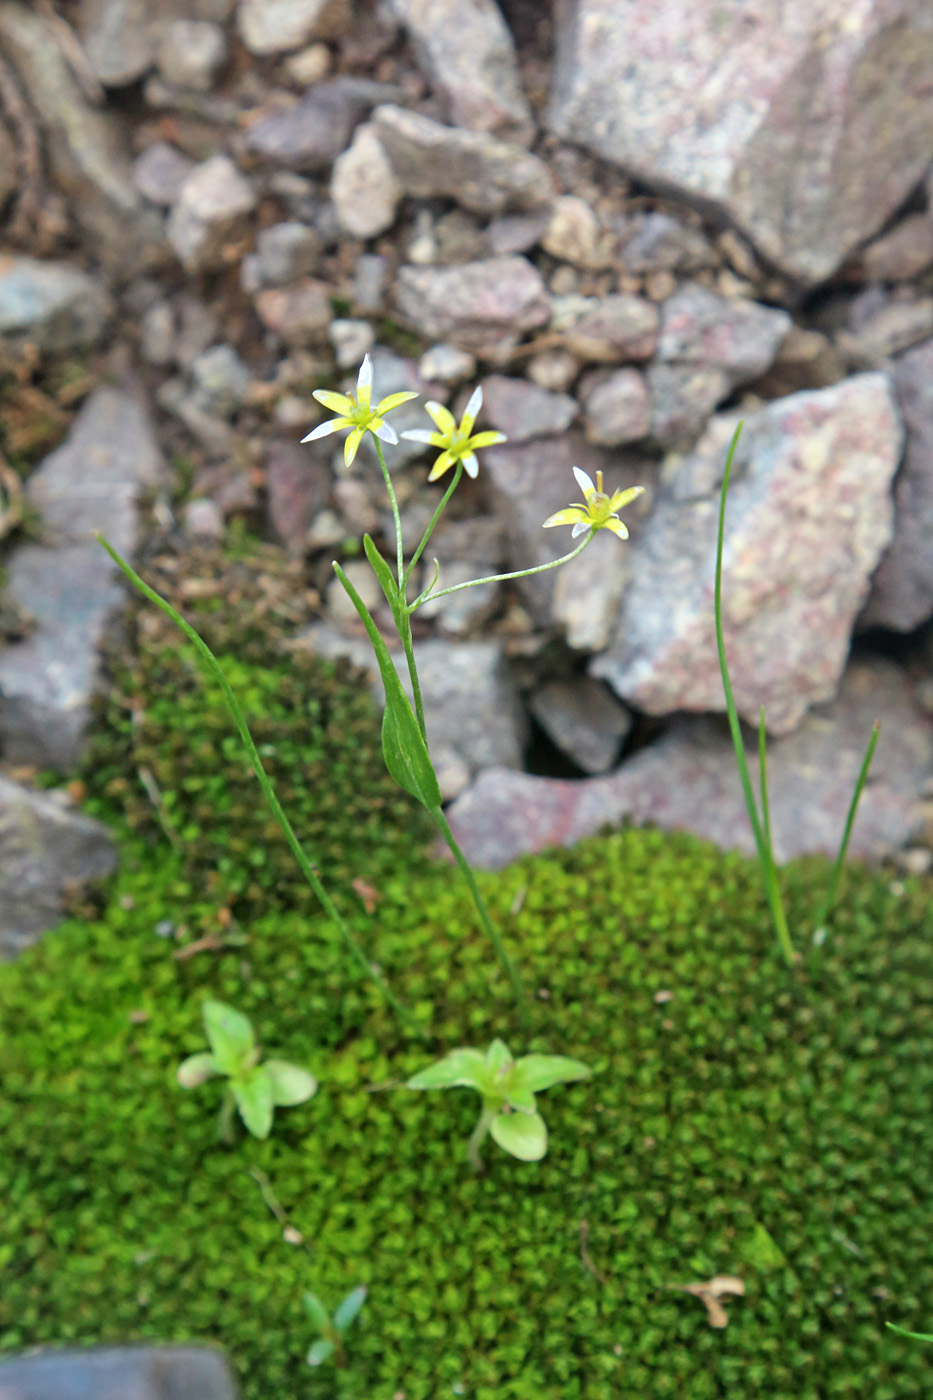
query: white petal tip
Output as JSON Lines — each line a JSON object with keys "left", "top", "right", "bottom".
{"left": 462, "top": 453, "right": 479, "bottom": 478}
{"left": 358, "top": 354, "right": 373, "bottom": 389}
{"left": 571, "top": 521, "right": 589, "bottom": 537}
{"left": 572, "top": 465, "right": 596, "bottom": 496}
{"left": 465, "top": 384, "right": 483, "bottom": 419}
{"left": 301, "top": 421, "right": 337, "bottom": 442}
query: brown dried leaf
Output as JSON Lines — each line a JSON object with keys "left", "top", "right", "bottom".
{"left": 665, "top": 1275, "right": 745, "bottom": 1329}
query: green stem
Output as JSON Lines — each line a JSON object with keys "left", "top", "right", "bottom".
{"left": 811, "top": 721, "right": 880, "bottom": 945}
{"left": 713, "top": 428, "right": 795, "bottom": 967}
{"left": 218, "top": 1086, "right": 236, "bottom": 1145}
{"left": 97, "top": 535, "right": 411, "bottom": 1025}
{"left": 468, "top": 1103, "right": 495, "bottom": 1172}
{"left": 432, "top": 805, "right": 526, "bottom": 1019}
{"left": 398, "top": 609, "right": 427, "bottom": 742}
{"left": 371, "top": 434, "right": 404, "bottom": 586}
{"left": 402, "top": 463, "right": 463, "bottom": 593}
{"left": 409, "top": 531, "right": 594, "bottom": 612}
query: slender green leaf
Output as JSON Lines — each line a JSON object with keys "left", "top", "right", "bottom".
{"left": 886, "top": 1322, "right": 933, "bottom": 1343}
{"left": 816, "top": 720, "right": 880, "bottom": 931}
{"left": 511, "top": 1054, "right": 591, "bottom": 1093}
{"left": 263, "top": 1060, "right": 317, "bottom": 1107}
{"left": 307, "top": 1339, "right": 336, "bottom": 1367}
{"left": 303, "top": 1292, "right": 331, "bottom": 1335}
{"left": 231, "top": 1068, "right": 274, "bottom": 1139}
{"left": 407, "top": 1048, "right": 488, "bottom": 1091}
{"left": 363, "top": 534, "right": 400, "bottom": 613}
{"left": 177, "top": 1052, "right": 218, "bottom": 1089}
{"left": 202, "top": 1001, "right": 254, "bottom": 1076}
{"left": 490, "top": 1109, "right": 547, "bottom": 1161}
{"left": 333, "top": 1285, "right": 367, "bottom": 1333}
{"left": 485, "top": 1039, "right": 513, "bottom": 1077}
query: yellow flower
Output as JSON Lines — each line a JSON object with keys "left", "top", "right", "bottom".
{"left": 401, "top": 385, "right": 506, "bottom": 481}
{"left": 301, "top": 354, "right": 419, "bottom": 466}
{"left": 543, "top": 467, "right": 645, "bottom": 539}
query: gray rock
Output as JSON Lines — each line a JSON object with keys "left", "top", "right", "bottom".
{"left": 561, "top": 294, "right": 659, "bottom": 363}
{"left": 840, "top": 297, "right": 933, "bottom": 364}
{"left": 253, "top": 279, "right": 332, "bottom": 346}
{"left": 0, "top": 776, "right": 118, "bottom": 957}
{"left": 0, "top": 4, "right": 166, "bottom": 273}
{"left": 540, "top": 195, "right": 610, "bottom": 269}
{"left": 0, "top": 1345, "right": 238, "bottom": 1400}
{"left": 240, "top": 82, "right": 371, "bottom": 172}
{"left": 364, "top": 347, "right": 445, "bottom": 464}
{"left": 417, "top": 514, "right": 505, "bottom": 636}
{"left": 446, "top": 658, "right": 932, "bottom": 871}
{"left": 329, "top": 318, "right": 375, "bottom": 370}
{"left": 526, "top": 348, "right": 580, "bottom": 393}
{"left": 862, "top": 339, "right": 933, "bottom": 630}
{"left": 0, "top": 257, "right": 112, "bottom": 353}
{"left": 485, "top": 211, "right": 550, "bottom": 256}
{"left": 167, "top": 155, "right": 256, "bottom": 273}
{"left": 237, "top": 0, "right": 350, "bottom": 54}
{"left": 593, "top": 375, "right": 903, "bottom": 735}
{"left": 479, "top": 375, "right": 577, "bottom": 442}
{"left": 529, "top": 676, "right": 632, "bottom": 774}
{"left": 254, "top": 221, "right": 321, "bottom": 285}
{"left": 548, "top": 0, "right": 933, "bottom": 285}
{"left": 582, "top": 368, "right": 649, "bottom": 446}
{"left": 266, "top": 437, "right": 330, "bottom": 551}
{"left": 418, "top": 344, "right": 477, "bottom": 384}
{"left": 190, "top": 344, "right": 252, "bottom": 415}
{"left": 657, "top": 282, "right": 792, "bottom": 381}
{"left": 330, "top": 123, "right": 401, "bottom": 238}
{"left": 388, "top": 0, "right": 532, "bottom": 140}
{"left": 0, "top": 388, "right": 166, "bottom": 768}
{"left": 156, "top": 19, "right": 228, "bottom": 90}
{"left": 645, "top": 363, "right": 731, "bottom": 447}
{"left": 619, "top": 212, "right": 716, "bottom": 275}
{"left": 182, "top": 496, "right": 225, "bottom": 539}
{"left": 371, "top": 104, "right": 553, "bottom": 216}
{"left": 80, "top": 0, "right": 234, "bottom": 85}
{"left": 860, "top": 214, "right": 933, "bottom": 282}
{"left": 394, "top": 256, "right": 549, "bottom": 353}
{"left": 132, "top": 141, "right": 195, "bottom": 206}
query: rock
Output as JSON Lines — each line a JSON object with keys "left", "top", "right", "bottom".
{"left": 371, "top": 104, "right": 553, "bottom": 216}
{"left": 156, "top": 19, "right": 228, "bottom": 90}
{"left": 582, "top": 368, "right": 650, "bottom": 446}
{"left": 79, "top": 0, "right": 234, "bottom": 85}
{"left": 388, "top": 0, "right": 532, "bottom": 140}
{"left": 645, "top": 363, "right": 731, "bottom": 447}
{"left": 862, "top": 339, "right": 933, "bottom": 631}
{"left": 548, "top": 0, "right": 933, "bottom": 285}
{"left": 0, "top": 776, "right": 118, "bottom": 957}
{"left": 593, "top": 374, "right": 903, "bottom": 735}
{"left": 418, "top": 344, "right": 477, "bottom": 384}
{"left": 329, "top": 319, "right": 375, "bottom": 370}
{"left": 330, "top": 123, "right": 401, "bottom": 238}
{"left": 540, "top": 195, "right": 610, "bottom": 269}
{"left": 167, "top": 155, "right": 256, "bottom": 273}
{"left": 241, "top": 82, "right": 371, "bottom": 172}
{"left": 479, "top": 375, "right": 577, "bottom": 442}
{"left": 255, "top": 279, "right": 333, "bottom": 346}
{"left": 253, "top": 221, "right": 321, "bottom": 285}
{"left": 841, "top": 296, "right": 933, "bottom": 364}
{"left": 529, "top": 676, "right": 632, "bottom": 774}
{"left": 237, "top": 0, "right": 350, "bottom": 54}
{"left": 190, "top": 344, "right": 252, "bottom": 415}
{"left": 446, "top": 658, "right": 932, "bottom": 871}
{"left": 326, "top": 559, "right": 382, "bottom": 626}
{"left": 619, "top": 212, "right": 716, "bottom": 275}
{"left": 0, "top": 1346, "right": 239, "bottom": 1400}
{"left": 266, "top": 438, "right": 330, "bottom": 550}
{"left": 657, "top": 282, "right": 792, "bottom": 381}
{"left": 485, "top": 211, "right": 550, "bottom": 256}
{"left": 417, "top": 515, "right": 505, "bottom": 635}
{"left": 140, "top": 293, "right": 218, "bottom": 368}
{"left": 561, "top": 294, "right": 659, "bottom": 363}
{"left": 284, "top": 41, "right": 332, "bottom": 85}
{"left": 0, "top": 119, "right": 15, "bottom": 210}
{"left": 0, "top": 388, "right": 166, "bottom": 768}
{"left": 394, "top": 256, "right": 549, "bottom": 353}
{"left": 526, "top": 348, "right": 580, "bottom": 393}
{"left": 132, "top": 141, "right": 195, "bottom": 206}
{"left": 860, "top": 213, "right": 933, "bottom": 282}
{"left": 352, "top": 254, "right": 389, "bottom": 314}
{"left": 0, "top": 256, "right": 112, "bottom": 353}
{"left": 365, "top": 347, "right": 446, "bottom": 464}
{"left": 0, "top": 3, "right": 166, "bottom": 273}
{"left": 483, "top": 431, "right": 650, "bottom": 635}
{"left": 182, "top": 497, "right": 225, "bottom": 539}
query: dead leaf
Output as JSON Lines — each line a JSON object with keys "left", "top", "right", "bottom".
{"left": 665, "top": 1275, "right": 745, "bottom": 1329}
{"left": 352, "top": 877, "right": 382, "bottom": 914}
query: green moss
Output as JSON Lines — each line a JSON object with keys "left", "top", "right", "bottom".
{"left": 2, "top": 825, "right": 932, "bottom": 1400}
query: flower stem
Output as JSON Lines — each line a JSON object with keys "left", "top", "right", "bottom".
{"left": 372, "top": 434, "right": 404, "bottom": 586}
{"left": 402, "top": 462, "right": 463, "bottom": 593}
{"left": 468, "top": 1103, "right": 495, "bottom": 1172}
{"left": 97, "top": 535, "right": 413, "bottom": 1027}
{"left": 409, "top": 531, "right": 594, "bottom": 611}
{"left": 432, "top": 805, "right": 526, "bottom": 1020}
{"left": 398, "top": 608, "right": 427, "bottom": 742}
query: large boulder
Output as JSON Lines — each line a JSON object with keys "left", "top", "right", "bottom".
{"left": 547, "top": 0, "right": 933, "bottom": 285}
{"left": 593, "top": 374, "right": 903, "bottom": 734}
{"left": 0, "top": 1346, "right": 238, "bottom": 1400}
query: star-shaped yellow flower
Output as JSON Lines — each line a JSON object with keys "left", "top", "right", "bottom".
{"left": 301, "top": 355, "right": 419, "bottom": 466}
{"left": 401, "top": 385, "right": 506, "bottom": 481}
{"left": 543, "top": 467, "right": 645, "bottom": 539}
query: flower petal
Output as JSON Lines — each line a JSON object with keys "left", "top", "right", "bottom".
{"left": 357, "top": 354, "right": 373, "bottom": 391}
{"left": 608, "top": 484, "right": 646, "bottom": 512}
{"left": 542, "top": 506, "right": 589, "bottom": 529}
{"left": 376, "top": 391, "right": 419, "bottom": 413}
{"left": 468, "top": 431, "right": 507, "bottom": 450}
{"left": 300, "top": 419, "right": 345, "bottom": 443}
{"left": 427, "top": 449, "right": 456, "bottom": 481}
{"left": 400, "top": 429, "right": 439, "bottom": 445}
{"left": 344, "top": 427, "right": 365, "bottom": 466}
{"left": 461, "top": 452, "right": 479, "bottom": 478}
{"left": 461, "top": 384, "right": 483, "bottom": 435}
{"left": 373, "top": 419, "right": 399, "bottom": 444}
{"left": 313, "top": 389, "right": 354, "bottom": 414}
{"left": 603, "top": 516, "right": 630, "bottom": 539}
{"left": 572, "top": 466, "right": 597, "bottom": 499}
{"left": 425, "top": 401, "right": 457, "bottom": 436}
{"left": 572, "top": 521, "right": 591, "bottom": 538}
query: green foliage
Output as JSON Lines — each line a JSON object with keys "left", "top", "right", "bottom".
{"left": 408, "top": 1040, "right": 590, "bottom": 1166}
{"left": 2, "top": 824, "right": 932, "bottom": 1399}
{"left": 177, "top": 1000, "right": 316, "bottom": 1141}
{"left": 304, "top": 1285, "right": 367, "bottom": 1368}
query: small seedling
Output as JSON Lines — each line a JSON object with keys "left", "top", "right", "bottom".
{"left": 407, "top": 1039, "right": 590, "bottom": 1170}
{"left": 177, "top": 999, "right": 316, "bottom": 1142}
{"left": 304, "top": 1286, "right": 367, "bottom": 1368}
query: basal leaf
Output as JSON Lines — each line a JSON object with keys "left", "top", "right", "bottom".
{"left": 202, "top": 1000, "right": 255, "bottom": 1076}
{"left": 490, "top": 1109, "right": 548, "bottom": 1161}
